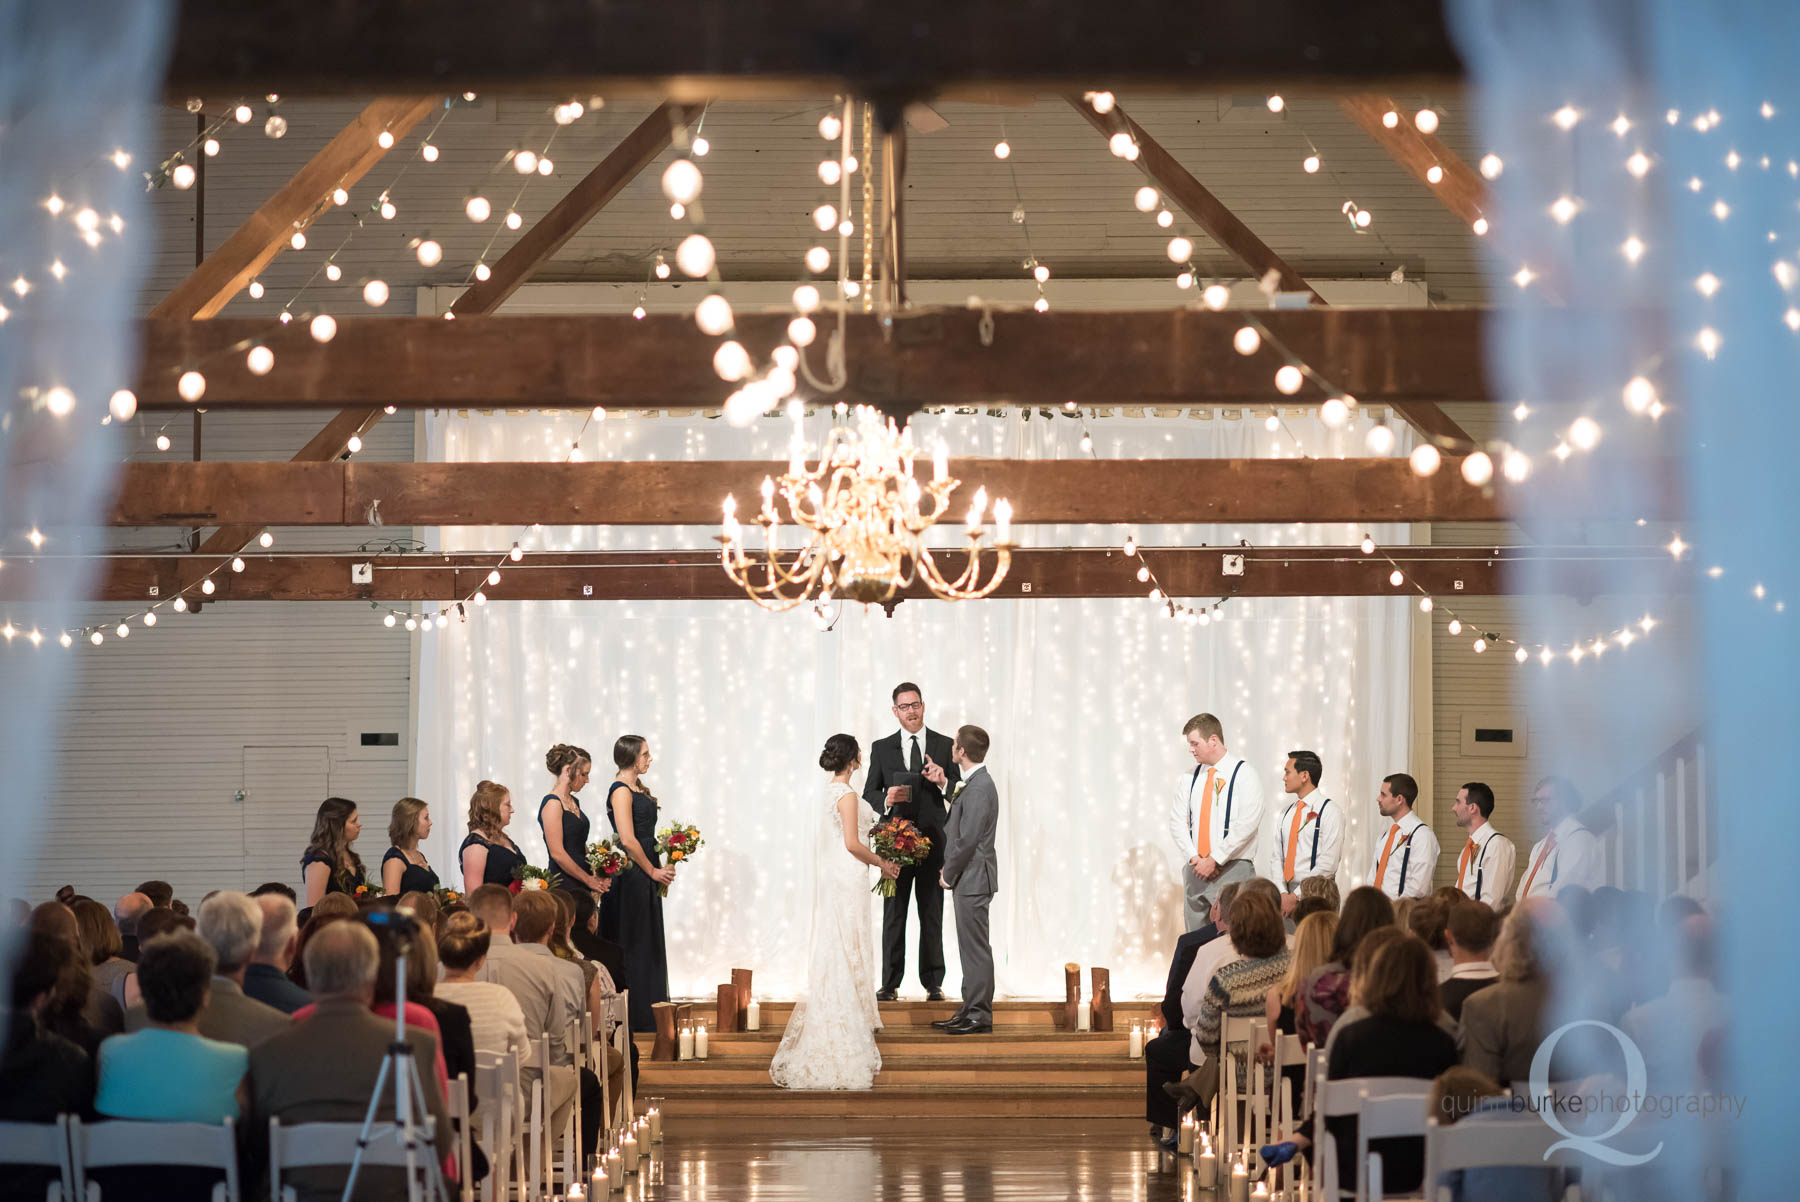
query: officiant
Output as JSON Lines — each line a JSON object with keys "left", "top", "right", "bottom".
{"left": 863, "top": 681, "right": 960, "bottom": 1002}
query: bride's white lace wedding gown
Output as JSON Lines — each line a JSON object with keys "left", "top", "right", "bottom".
{"left": 769, "top": 780, "right": 884, "bottom": 1090}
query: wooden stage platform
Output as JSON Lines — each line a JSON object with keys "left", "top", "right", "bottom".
{"left": 636, "top": 999, "right": 1163, "bottom": 1120}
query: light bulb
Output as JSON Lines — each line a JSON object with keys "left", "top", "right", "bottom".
{"left": 993, "top": 140, "right": 1011, "bottom": 159}
{"left": 1515, "top": 646, "right": 1530, "bottom": 662}
{"left": 819, "top": 159, "right": 842, "bottom": 185}
{"left": 1302, "top": 154, "right": 1320, "bottom": 173}
{"left": 1108, "top": 132, "right": 1133, "bottom": 157}
{"left": 819, "top": 114, "right": 842, "bottom": 140}
{"left": 474, "top": 262, "right": 491, "bottom": 282}
{"left": 362, "top": 279, "right": 389, "bottom": 307}
{"left": 793, "top": 284, "right": 821, "bottom": 314}
{"left": 1409, "top": 443, "right": 1442, "bottom": 476}
{"left": 537, "top": 157, "right": 553, "bottom": 176}
{"left": 837, "top": 219, "right": 853, "bottom": 237}
{"left": 1426, "top": 165, "right": 1444, "bottom": 184}
{"left": 804, "top": 246, "right": 830, "bottom": 273}
{"left": 142, "top": 613, "right": 156, "bottom": 627}
{"left": 172, "top": 163, "right": 196, "bottom": 189}
{"left": 1034, "top": 296, "right": 1049, "bottom": 313}
{"left": 1166, "top": 237, "right": 1193, "bottom": 263}
{"left": 631, "top": 305, "right": 645, "bottom": 320}
{"left": 1472, "top": 217, "right": 1489, "bottom": 236}
{"left": 1202, "top": 284, "right": 1229, "bottom": 310}
{"left": 713, "top": 340, "right": 751, "bottom": 381}
{"left": 1176, "top": 272, "right": 1193, "bottom": 289}
{"left": 1382, "top": 110, "right": 1399, "bottom": 128}
{"left": 379, "top": 200, "right": 396, "bottom": 220}
{"left": 1448, "top": 618, "right": 1462, "bottom": 636}
{"left": 653, "top": 256, "right": 670, "bottom": 279}
{"left": 1366, "top": 423, "right": 1396, "bottom": 455}
{"left": 156, "top": 434, "right": 172, "bottom": 451}
{"left": 1389, "top": 569, "right": 1405, "bottom": 586}
{"left": 771, "top": 345, "right": 798, "bottom": 370}
{"left": 1232, "top": 326, "right": 1260, "bottom": 356}
{"left": 172, "top": 596, "right": 186, "bottom": 612}
{"left": 1033, "top": 264, "right": 1050, "bottom": 283}
{"left": 1419, "top": 597, "right": 1434, "bottom": 613}
{"left": 691, "top": 136, "right": 709, "bottom": 156}
{"left": 177, "top": 371, "right": 206, "bottom": 402}
{"left": 109, "top": 390, "right": 137, "bottom": 421}
{"left": 246, "top": 345, "right": 274, "bottom": 375}
{"left": 505, "top": 210, "right": 522, "bottom": 230}
{"left": 1089, "top": 91, "right": 1115, "bottom": 114}
{"left": 1320, "top": 397, "right": 1348, "bottom": 427}
{"left": 90, "top": 631, "right": 104, "bottom": 645}
{"left": 676, "top": 233, "right": 715, "bottom": 277}
{"left": 422, "top": 142, "right": 439, "bottom": 161}
{"left": 1502, "top": 449, "right": 1531, "bottom": 482}
{"left": 1354, "top": 208, "right": 1372, "bottom": 228}
{"left": 383, "top": 613, "right": 397, "bottom": 628}
{"left": 325, "top": 263, "right": 342, "bottom": 281}
{"left": 1461, "top": 451, "right": 1493, "bottom": 485}
{"left": 788, "top": 316, "right": 817, "bottom": 347}
{"left": 415, "top": 239, "right": 442, "bottom": 267}
{"left": 465, "top": 195, "right": 491, "bottom": 222}
{"left": 812, "top": 204, "right": 837, "bottom": 232}
{"left": 1274, "top": 365, "right": 1303, "bottom": 394}
{"left": 1569, "top": 416, "right": 1601, "bottom": 450}
{"left": 375, "top": 128, "right": 394, "bottom": 149}
{"left": 1414, "top": 108, "right": 1439, "bottom": 133}
{"left": 1473, "top": 638, "right": 1487, "bottom": 654}
{"left": 310, "top": 313, "right": 337, "bottom": 343}
{"left": 254, "top": 530, "right": 274, "bottom": 549}
{"left": 662, "top": 158, "right": 703, "bottom": 204}
{"left": 1361, "top": 535, "right": 1377, "bottom": 554}
{"left": 233, "top": 103, "right": 252, "bottom": 124}
{"left": 1550, "top": 196, "right": 1578, "bottom": 224}
{"left": 1623, "top": 376, "right": 1656, "bottom": 413}
{"left": 1267, "top": 95, "right": 1285, "bottom": 113}
{"left": 201, "top": 578, "right": 216, "bottom": 595}
{"left": 1553, "top": 105, "right": 1580, "bottom": 131}
{"left": 695, "top": 293, "right": 733, "bottom": 336}
{"left": 1156, "top": 209, "right": 1173, "bottom": 228}
{"left": 1134, "top": 186, "right": 1159, "bottom": 211}
{"left": 513, "top": 149, "right": 538, "bottom": 174}
{"left": 1264, "top": 413, "right": 1281, "bottom": 432}
{"left": 1479, "top": 153, "right": 1503, "bottom": 179}
{"left": 346, "top": 434, "right": 363, "bottom": 453}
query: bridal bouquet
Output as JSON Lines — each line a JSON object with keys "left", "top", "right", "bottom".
{"left": 510, "top": 864, "right": 563, "bottom": 894}
{"left": 869, "top": 817, "right": 931, "bottom": 898}
{"left": 586, "top": 839, "right": 630, "bottom": 881}
{"left": 653, "top": 823, "right": 704, "bottom": 898}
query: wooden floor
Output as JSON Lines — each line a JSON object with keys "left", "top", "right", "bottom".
{"left": 625, "top": 1119, "right": 1199, "bottom": 1201}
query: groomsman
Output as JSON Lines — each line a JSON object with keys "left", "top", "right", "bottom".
{"left": 1166, "top": 713, "right": 1266, "bottom": 931}
{"left": 1451, "top": 782, "right": 1516, "bottom": 905}
{"left": 863, "top": 681, "right": 959, "bottom": 1002}
{"left": 1270, "top": 750, "right": 1344, "bottom": 916}
{"left": 1516, "top": 775, "right": 1605, "bottom": 901}
{"left": 1369, "top": 772, "right": 1439, "bottom": 899}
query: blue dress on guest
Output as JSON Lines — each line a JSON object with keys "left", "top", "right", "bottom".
{"left": 600, "top": 781, "right": 669, "bottom": 1032}
{"left": 95, "top": 1028, "right": 246, "bottom": 1123}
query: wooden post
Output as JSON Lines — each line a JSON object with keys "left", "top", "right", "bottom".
{"left": 731, "top": 969, "right": 753, "bottom": 1028}
{"left": 650, "top": 1002, "right": 677, "bottom": 1061}
{"left": 714, "top": 984, "right": 738, "bottom": 1033}
{"left": 1090, "top": 967, "right": 1114, "bottom": 1033}
{"left": 1063, "top": 963, "right": 1082, "bottom": 1031}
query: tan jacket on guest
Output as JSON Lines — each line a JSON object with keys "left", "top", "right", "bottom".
{"left": 1457, "top": 976, "right": 1549, "bottom": 1087}
{"left": 125, "top": 976, "right": 291, "bottom": 1048}
{"left": 247, "top": 995, "right": 453, "bottom": 1202}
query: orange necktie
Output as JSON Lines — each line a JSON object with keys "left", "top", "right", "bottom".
{"left": 1457, "top": 838, "right": 1477, "bottom": 891}
{"left": 1282, "top": 804, "right": 1309, "bottom": 881}
{"left": 1519, "top": 834, "right": 1558, "bottom": 898}
{"left": 1374, "top": 822, "right": 1402, "bottom": 891}
{"left": 1195, "top": 765, "right": 1217, "bottom": 859}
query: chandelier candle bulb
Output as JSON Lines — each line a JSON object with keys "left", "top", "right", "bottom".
{"left": 993, "top": 499, "right": 1013, "bottom": 542}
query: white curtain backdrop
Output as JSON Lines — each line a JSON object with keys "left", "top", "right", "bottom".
{"left": 415, "top": 407, "right": 1414, "bottom": 999}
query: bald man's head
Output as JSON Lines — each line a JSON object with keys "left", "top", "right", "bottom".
{"left": 114, "top": 893, "right": 152, "bottom": 935}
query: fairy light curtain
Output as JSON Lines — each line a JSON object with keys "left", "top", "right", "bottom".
{"left": 414, "top": 407, "right": 1414, "bottom": 998}
{"left": 0, "top": 6, "right": 169, "bottom": 919}
{"left": 1452, "top": 0, "right": 1797, "bottom": 1192}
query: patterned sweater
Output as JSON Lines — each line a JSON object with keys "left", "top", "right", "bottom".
{"left": 1195, "top": 949, "right": 1293, "bottom": 1052}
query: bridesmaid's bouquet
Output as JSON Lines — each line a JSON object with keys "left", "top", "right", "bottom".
{"left": 869, "top": 817, "right": 931, "bottom": 898}
{"left": 586, "top": 839, "right": 630, "bottom": 881}
{"left": 432, "top": 886, "right": 464, "bottom": 908}
{"left": 653, "top": 823, "right": 704, "bottom": 898}
{"left": 511, "top": 865, "right": 563, "bottom": 894}
{"left": 353, "top": 880, "right": 383, "bottom": 901}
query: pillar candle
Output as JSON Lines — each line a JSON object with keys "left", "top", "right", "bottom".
{"left": 605, "top": 1148, "right": 622, "bottom": 1191}
{"left": 622, "top": 1132, "right": 639, "bottom": 1173}
{"left": 1177, "top": 1116, "right": 1196, "bottom": 1154}
{"left": 695, "top": 1024, "right": 709, "bottom": 1059}
{"left": 746, "top": 999, "right": 760, "bottom": 1030}
{"left": 1229, "top": 1160, "right": 1249, "bottom": 1202}
{"left": 1197, "top": 1145, "right": 1217, "bottom": 1189}
{"left": 1251, "top": 1184, "right": 1269, "bottom": 1200}
{"left": 1129, "top": 1022, "right": 1145, "bottom": 1058}
{"left": 678, "top": 1025, "right": 695, "bottom": 1060}
{"left": 569, "top": 1186, "right": 585, "bottom": 1201}
{"left": 648, "top": 1107, "right": 663, "bottom": 1142}
{"left": 591, "top": 1168, "right": 604, "bottom": 1197}
{"left": 1077, "top": 1005, "right": 1091, "bottom": 1032}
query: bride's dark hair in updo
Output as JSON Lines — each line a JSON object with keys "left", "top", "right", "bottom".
{"left": 819, "top": 733, "right": 860, "bottom": 773}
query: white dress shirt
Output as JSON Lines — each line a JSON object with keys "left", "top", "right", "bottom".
{"left": 1268, "top": 791, "right": 1344, "bottom": 889}
{"left": 1166, "top": 753, "right": 1266, "bottom": 870}
{"left": 1369, "top": 810, "right": 1439, "bottom": 899}
{"left": 1179, "top": 935, "right": 1242, "bottom": 1063}
{"left": 897, "top": 728, "right": 926, "bottom": 771}
{"left": 1516, "top": 815, "right": 1604, "bottom": 901}
{"left": 1453, "top": 821, "right": 1517, "bottom": 905}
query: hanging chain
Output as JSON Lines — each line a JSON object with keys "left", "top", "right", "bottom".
{"left": 860, "top": 102, "right": 875, "bottom": 314}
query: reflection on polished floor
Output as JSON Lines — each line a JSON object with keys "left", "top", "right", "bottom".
{"left": 621, "top": 1118, "right": 1196, "bottom": 1202}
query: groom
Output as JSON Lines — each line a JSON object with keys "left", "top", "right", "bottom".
{"left": 927, "top": 725, "right": 998, "bottom": 1035}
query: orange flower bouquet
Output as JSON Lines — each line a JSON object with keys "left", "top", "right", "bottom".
{"left": 653, "top": 823, "right": 704, "bottom": 898}
{"left": 869, "top": 817, "right": 932, "bottom": 898}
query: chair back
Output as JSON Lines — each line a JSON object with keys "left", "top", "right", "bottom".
{"left": 0, "top": 1116, "right": 75, "bottom": 1201}
{"left": 448, "top": 1075, "right": 473, "bottom": 1202}
{"left": 613, "top": 989, "right": 635, "bottom": 1125}
{"left": 472, "top": 1051, "right": 516, "bottom": 1202}
{"left": 1423, "top": 1113, "right": 1584, "bottom": 1196}
{"left": 1356, "top": 1088, "right": 1431, "bottom": 1201}
{"left": 1312, "top": 1076, "right": 1428, "bottom": 1201}
{"left": 269, "top": 1117, "right": 435, "bottom": 1202}
{"left": 71, "top": 1116, "right": 239, "bottom": 1202}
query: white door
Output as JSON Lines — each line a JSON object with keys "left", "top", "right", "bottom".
{"left": 241, "top": 745, "right": 331, "bottom": 893}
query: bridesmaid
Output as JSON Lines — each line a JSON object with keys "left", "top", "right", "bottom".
{"left": 382, "top": 797, "right": 441, "bottom": 896}
{"left": 459, "top": 780, "right": 528, "bottom": 890}
{"left": 539, "top": 744, "right": 614, "bottom": 898}
{"left": 301, "top": 797, "right": 366, "bottom": 907}
{"left": 602, "top": 735, "right": 672, "bottom": 1032}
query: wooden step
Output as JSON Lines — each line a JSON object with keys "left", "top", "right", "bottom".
{"left": 643, "top": 1082, "right": 1143, "bottom": 1119}
{"left": 636, "top": 1029, "right": 1135, "bottom": 1058}
{"left": 675, "top": 998, "right": 1161, "bottom": 1031}
{"left": 640, "top": 1054, "right": 1143, "bottom": 1088}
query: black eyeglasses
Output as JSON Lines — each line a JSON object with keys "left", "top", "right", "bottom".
{"left": 894, "top": 702, "right": 924, "bottom": 713}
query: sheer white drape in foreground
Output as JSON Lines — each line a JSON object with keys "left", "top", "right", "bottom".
{"left": 414, "top": 409, "right": 1414, "bottom": 998}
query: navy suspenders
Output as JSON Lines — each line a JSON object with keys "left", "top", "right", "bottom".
{"left": 1190, "top": 760, "right": 1247, "bottom": 848}
{"left": 1385, "top": 825, "right": 1421, "bottom": 896}
{"left": 1282, "top": 798, "right": 1332, "bottom": 877}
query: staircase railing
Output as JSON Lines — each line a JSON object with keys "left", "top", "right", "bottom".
{"left": 1587, "top": 731, "right": 1713, "bottom": 900}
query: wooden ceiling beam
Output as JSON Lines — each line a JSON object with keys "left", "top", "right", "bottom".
{"left": 149, "top": 97, "right": 443, "bottom": 320}
{"left": 132, "top": 309, "right": 1499, "bottom": 409}
{"left": 163, "top": 0, "right": 1465, "bottom": 97}
{"left": 98, "top": 458, "right": 1679, "bottom": 528}
{"left": 5, "top": 548, "right": 1686, "bottom": 604}
{"left": 1337, "top": 95, "right": 1486, "bottom": 229}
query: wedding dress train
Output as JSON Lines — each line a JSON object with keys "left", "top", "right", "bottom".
{"left": 769, "top": 780, "right": 883, "bottom": 1090}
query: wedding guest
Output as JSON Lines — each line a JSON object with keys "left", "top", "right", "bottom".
{"left": 1179, "top": 881, "right": 1247, "bottom": 1052}
{"left": 1263, "top": 908, "right": 1337, "bottom": 1113}
{"left": 1369, "top": 773, "right": 1440, "bottom": 899}
{"left": 1177, "top": 893, "right": 1291, "bottom": 1113}
{"left": 1408, "top": 896, "right": 1455, "bottom": 982}
{"left": 466, "top": 886, "right": 526, "bottom": 982}
{"left": 550, "top": 888, "right": 610, "bottom": 1017}
{"left": 1293, "top": 895, "right": 1335, "bottom": 925}
{"left": 436, "top": 913, "right": 531, "bottom": 1132}
{"left": 381, "top": 921, "right": 473, "bottom": 1109}
{"left": 460, "top": 780, "right": 528, "bottom": 890}
{"left": 1168, "top": 713, "right": 1266, "bottom": 932}
{"left": 1297, "top": 886, "right": 1394, "bottom": 1048}
{"left": 301, "top": 797, "right": 367, "bottom": 907}
{"left": 601, "top": 735, "right": 671, "bottom": 1031}
{"left": 128, "top": 891, "right": 288, "bottom": 1047}
{"left": 294, "top": 917, "right": 451, "bottom": 1102}
{"left": 286, "top": 896, "right": 357, "bottom": 991}
{"left": 96, "top": 932, "right": 246, "bottom": 1122}
{"left": 135, "top": 881, "right": 174, "bottom": 910}
{"left": 1440, "top": 901, "right": 1501, "bottom": 1021}
{"left": 0, "top": 929, "right": 94, "bottom": 1121}
{"left": 382, "top": 796, "right": 441, "bottom": 896}
{"left": 1271, "top": 750, "right": 1343, "bottom": 917}
{"left": 1460, "top": 900, "right": 1557, "bottom": 1086}
{"left": 1145, "top": 913, "right": 1223, "bottom": 1146}
{"left": 399, "top": 891, "right": 442, "bottom": 932}
{"left": 251, "top": 881, "right": 298, "bottom": 903}
{"left": 1429, "top": 1066, "right": 1566, "bottom": 1202}
{"left": 246, "top": 894, "right": 310, "bottom": 1013}
{"left": 113, "top": 892, "right": 152, "bottom": 962}
{"left": 69, "top": 898, "right": 128, "bottom": 1034}
{"left": 1452, "top": 783, "right": 1516, "bottom": 904}
{"left": 1297, "top": 875, "right": 1340, "bottom": 912}
{"left": 1621, "top": 914, "right": 1723, "bottom": 1089}
{"left": 540, "top": 744, "right": 614, "bottom": 897}
{"left": 1516, "top": 776, "right": 1605, "bottom": 901}
{"left": 31, "top": 903, "right": 105, "bottom": 1055}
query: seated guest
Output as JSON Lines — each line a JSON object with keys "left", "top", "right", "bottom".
{"left": 1621, "top": 914, "right": 1723, "bottom": 1089}
{"left": 1459, "top": 900, "right": 1555, "bottom": 1087}
{"left": 248, "top": 922, "right": 453, "bottom": 1202}
{"left": 1178, "top": 882, "right": 1247, "bottom": 1061}
{"left": 1144, "top": 903, "right": 1225, "bottom": 1147}
{"left": 287, "top": 894, "right": 359, "bottom": 990}
{"left": 398, "top": 890, "right": 443, "bottom": 932}
{"left": 294, "top": 917, "right": 452, "bottom": 1102}
{"left": 437, "top": 913, "right": 532, "bottom": 1134}
{"left": 95, "top": 933, "right": 246, "bottom": 1123}
{"left": 112, "top": 893, "right": 152, "bottom": 963}
{"left": 1429, "top": 1066, "right": 1565, "bottom": 1202}
{"left": 1174, "top": 893, "right": 1291, "bottom": 1113}
{"left": 1408, "top": 896, "right": 1455, "bottom": 982}
{"left": 1292, "top": 895, "right": 1335, "bottom": 925}
{"left": 30, "top": 903, "right": 105, "bottom": 1055}
{"left": 1297, "top": 875, "right": 1340, "bottom": 913}
{"left": 466, "top": 885, "right": 526, "bottom": 982}
{"left": 245, "top": 893, "right": 310, "bottom": 1013}
{"left": 1440, "top": 901, "right": 1501, "bottom": 1021}
{"left": 0, "top": 930, "right": 94, "bottom": 1120}
{"left": 568, "top": 889, "right": 627, "bottom": 992}
{"left": 69, "top": 898, "right": 129, "bottom": 1034}
{"left": 250, "top": 881, "right": 298, "bottom": 903}
{"left": 1317, "top": 925, "right": 1410, "bottom": 1059}
{"left": 135, "top": 881, "right": 175, "bottom": 910}
{"left": 127, "top": 891, "right": 289, "bottom": 1047}
{"left": 1297, "top": 886, "right": 1394, "bottom": 1047}
{"left": 384, "top": 921, "right": 469, "bottom": 1102}
{"left": 1263, "top": 909, "right": 1338, "bottom": 1113}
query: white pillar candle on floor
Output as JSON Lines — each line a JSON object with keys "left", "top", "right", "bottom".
{"left": 1077, "top": 1005, "right": 1091, "bottom": 1032}
{"left": 679, "top": 1025, "right": 695, "bottom": 1059}
{"left": 1251, "top": 1183, "right": 1269, "bottom": 1200}
{"left": 1229, "top": 1159, "right": 1249, "bottom": 1202}
{"left": 622, "top": 1132, "right": 639, "bottom": 1173}
{"left": 1177, "top": 1116, "right": 1196, "bottom": 1154}
{"left": 695, "top": 1023, "right": 709, "bottom": 1059}
{"left": 591, "top": 1167, "right": 604, "bottom": 1197}
{"left": 648, "top": 1107, "right": 663, "bottom": 1142}
{"left": 1129, "top": 1022, "right": 1145, "bottom": 1058}
{"left": 1197, "top": 1144, "right": 1216, "bottom": 1185}
{"left": 569, "top": 1185, "right": 585, "bottom": 1201}
{"left": 605, "top": 1148, "right": 622, "bottom": 1189}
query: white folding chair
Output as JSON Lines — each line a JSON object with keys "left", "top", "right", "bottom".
{"left": 0, "top": 1116, "right": 75, "bottom": 1201}
{"left": 473, "top": 1051, "right": 518, "bottom": 1202}
{"left": 1216, "top": 1014, "right": 1263, "bottom": 1160}
{"left": 70, "top": 1115, "right": 240, "bottom": 1202}
{"left": 269, "top": 1117, "right": 436, "bottom": 1202}
{"left": 1422, "top": 1115, "right": 1580, "bottom": 1202}
{"left": 609, "top": 989, "right": 634, "bottom": 1129}
{"left": 1311, "top": 1077, "right": 1427, "bottom": 1201}
{"left": 1356, "top": 1088, "right": 1431, "bottom": 1202}
{"left": 448, "top": 1075, "right": 473, "bottom": 1202}
{"left": 557, "top": 1020, "right": 584, "bottom": 1192}
{"left": 1267, "top": 1034, "right": 1310, "bottom": 1200}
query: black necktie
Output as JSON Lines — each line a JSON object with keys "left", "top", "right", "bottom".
{"left": 909, "top": 735, "right": 922, "bottom": 772}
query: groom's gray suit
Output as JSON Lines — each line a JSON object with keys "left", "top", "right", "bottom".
{"left": 941, "top": 761, "right": 999, "bottom": 1027}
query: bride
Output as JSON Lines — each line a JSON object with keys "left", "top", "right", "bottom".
{"left": 770, "top": 733, "right": 902, "bottom": 1090}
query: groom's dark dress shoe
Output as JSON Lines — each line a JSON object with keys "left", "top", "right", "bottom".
{"left": 944, "top": 1019, "right": 992, "bottom": 1035}
{"left": 925, "top": 988, "right": 947, "bottom": 1002}
{"left": 929, "top": 1015, "right": 963, "bottom": 1030}
{"left": 876, "top": 989, "right": 899, "bottom": 1002}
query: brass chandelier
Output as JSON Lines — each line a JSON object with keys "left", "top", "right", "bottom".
{"left": 719, "top": 406, "right": 1014, "bottom": 611}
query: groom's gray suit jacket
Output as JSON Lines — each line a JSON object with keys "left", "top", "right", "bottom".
{"left": 942, "top": 763, "right": 998, "bottom": 1025}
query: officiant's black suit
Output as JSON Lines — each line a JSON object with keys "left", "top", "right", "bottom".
{"left": 863, "top": 726, "right": 960, "bottom": 993}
